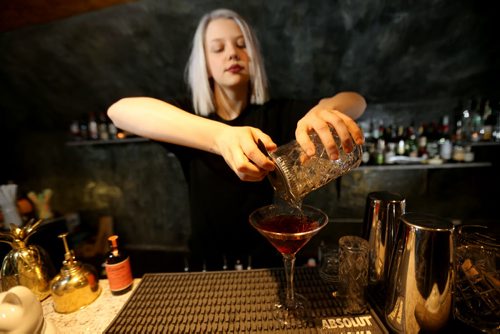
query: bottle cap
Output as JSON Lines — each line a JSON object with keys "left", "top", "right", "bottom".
{"left": 108, "top": 235, "right": 118, "bottom": 247}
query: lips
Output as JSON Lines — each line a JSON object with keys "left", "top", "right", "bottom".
{"left": 226, "top": 64, "right": 243, "bottom": 73}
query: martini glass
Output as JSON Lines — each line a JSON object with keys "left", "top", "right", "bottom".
{"left": 249, "top": 204, "right": 328, "bottom": 324}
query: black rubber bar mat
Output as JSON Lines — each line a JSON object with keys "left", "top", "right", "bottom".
{"left": 104, "top": 267, "right": 388, "bottom": 333}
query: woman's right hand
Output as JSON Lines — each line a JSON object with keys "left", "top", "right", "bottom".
{"left": 214, "top": 126, "right": 276, "bottom": 182}
{"left": 108, "top": 97, "right": 276, "bottom": 181}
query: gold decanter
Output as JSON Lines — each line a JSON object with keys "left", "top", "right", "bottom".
{"left": 0, "top": 219, "right": 55, "bottom": 301}
{"left": 49, "top": 233, "right": 101, "bottom": 313}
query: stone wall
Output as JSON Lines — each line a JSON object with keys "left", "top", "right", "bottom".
{"left": 1, "top": 0, "right": 498, "bottom": 251}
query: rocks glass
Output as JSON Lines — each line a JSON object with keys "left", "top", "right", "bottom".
{"left": 454, "top": 225, "right": 500, "bottom": 333}
{"left": 338, "top": 236, "right": 369, "bottom": 314}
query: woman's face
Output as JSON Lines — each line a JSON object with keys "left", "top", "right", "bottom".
{"left": 204, "top": 18, "right": 250, "bottom": 90}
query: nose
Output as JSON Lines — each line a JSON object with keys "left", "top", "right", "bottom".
{"left": 226, "top": 43, "right": 240, "bottom": 60}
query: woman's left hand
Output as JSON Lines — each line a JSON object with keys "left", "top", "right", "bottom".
{"left": 295, "top": 104, "right": 364, "bottom": 160}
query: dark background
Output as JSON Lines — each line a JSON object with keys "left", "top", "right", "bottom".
{"left": 1, "top": 1, "right": 499, "bottom": 132}
{"left": 0, "top": 0, "right": 499, "bottom": 272}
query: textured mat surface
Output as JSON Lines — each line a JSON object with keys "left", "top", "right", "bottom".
{"left": 105, "top": 267, "right": 388, "bottom": 333}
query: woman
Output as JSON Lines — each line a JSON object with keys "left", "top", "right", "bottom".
{"left": 108, "top": 8, "right": 366, "bottom": 270}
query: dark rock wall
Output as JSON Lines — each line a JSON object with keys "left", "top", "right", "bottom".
{"left": 0, "top": 0, "right": 498, "bottom": 250}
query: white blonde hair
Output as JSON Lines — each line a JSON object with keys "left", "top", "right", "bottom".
{"left": 185, "top": 8, "right": 269, "bottom": 116}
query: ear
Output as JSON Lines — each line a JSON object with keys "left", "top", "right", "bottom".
{"left": 0, "top": 292, "right": 23, "bottom": 331}
{"left": 7, "top": 286, "right": 37, "bottom": 308}
{"left": 0, "top": 291, "right": 22, "bottom": 306}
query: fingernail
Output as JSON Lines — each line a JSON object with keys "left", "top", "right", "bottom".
{"left": 330, "top": 152, "right": 339, "bottom": 160}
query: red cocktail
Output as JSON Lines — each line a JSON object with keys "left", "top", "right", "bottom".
{"left": 249, "top": 205, "right": 328, "bottom": 324}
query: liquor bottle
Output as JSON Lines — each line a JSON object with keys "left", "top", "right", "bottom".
{"left": 439, "top": 115, "right": 450, "bottom": 140}
{"left": 105, "top": 235, "right": 133, "bottom": 295}
{"left": 108, "top": 122, "right": 118, "bottom": 139}
{"left": 470, "top": 98, "right": 483, "bottom": 142}
{"left": 361, "top": 143, "right": 372, "bottom": 165}
{"left": 371, "top": 120, "right": 380, "bottom": 140}
{"left": 88, "top": 112, "right": 99, "bottom": 140}
{"left": 396, "top": 125, "right": 406, "bottom": 156}
{"left": 374, "top": 138, "right": 385, "bottom": 165}
{"left": 481, "top": 100, "right": 493, "bottom": 141}
{"left": 404, "top": 125, "right": 418, "bottom": 157}
{"left": 98, "top": 112, "right": 110, "bottom": 140}
{"left": 493, "top": 111, "right": 500, "bottom": 142}
{"left": 79, "top": 121, "right": 89, "bottom": 140}
{"left": 417, "top": 136, "right": 429, "bottom": 159}
{"left": 234, "top": 259, "right": 243, "bottom": 271}
{"left": 69, "top": 120, "right": 80, "bottom": 140}
{"left": 222, "top": 255, "right": 228, "bottom": 270}
{"left": 460, "top": 99, "right": 474, "bottom": 142}
{"left": 368, "top": 119, "right": 375, "bottom": 141}
{"left": 385, "top": 142, "right": 396, "bottom": 164}
{"left": 416, "top": 123, "right": 428, "bottom": 159}
{"left": 438, "top": 115, "right": 452, "bottom": 161}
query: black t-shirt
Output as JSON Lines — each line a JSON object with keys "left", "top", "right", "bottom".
{"left": 160, "top": 98, "right": 316, "bottom": 269}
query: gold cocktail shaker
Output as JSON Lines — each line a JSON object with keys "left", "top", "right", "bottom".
{"left": 49, "top": 233, "right": 101, "bottom": 313}
{"left": 0, "top": 219, "right": 55, "bottom": 301}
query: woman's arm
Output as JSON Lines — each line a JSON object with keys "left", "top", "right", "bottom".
{"left": 317, "top": 91, "right": 366, "bottom": 120}
{"left": 295, "top": 91, "right": 367, "bottom": 160}
{"left": 108, "top": 97, "right": 225, "bottom": 151}
{"left": 107, "top": 97, "right": 275, "bottom": 181}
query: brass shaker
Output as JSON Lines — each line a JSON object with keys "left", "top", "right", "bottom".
{"left": 49, "top": 233, "right": 101, "bottom": 313}
{"left": 0, "top": 219, "right": 55, "bottom": 301}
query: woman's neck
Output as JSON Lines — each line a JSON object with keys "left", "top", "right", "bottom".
{"left": 213, "top": 85, "right": 248, "bottom": 121}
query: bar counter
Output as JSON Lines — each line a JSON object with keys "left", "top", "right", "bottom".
{"left": 41, "top": 268, "right": 389, "bottom": 333}
{"left": 42, "top": 279, "right": 140, "bottom": 334}
{"left": 40, "top": 268, "right": 482, "bottom": 333}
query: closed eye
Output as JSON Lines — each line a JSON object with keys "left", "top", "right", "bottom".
{"left": 210, "top": 43, "right": 224, "bottom": 53}
{"left": 236, "top": 37, "right": 246, "bottom": 49}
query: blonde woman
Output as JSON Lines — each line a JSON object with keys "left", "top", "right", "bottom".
{"left": 108, "top": 8, "right": 366, "bottom": 270}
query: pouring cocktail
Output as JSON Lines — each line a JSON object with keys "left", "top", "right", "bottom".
{"left": 249, "top": 204, "right": 328, "bottom": 324}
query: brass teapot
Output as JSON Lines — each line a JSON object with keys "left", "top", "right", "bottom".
{"left": 49, "top": 233, "right": 101, "bottom": 313}
{"left": 0, "top": 219, "right": 55, "bottom": 301}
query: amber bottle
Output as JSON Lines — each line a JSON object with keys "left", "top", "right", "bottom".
{"left": 105, "top": 235, "right": 133, "bottom": 295}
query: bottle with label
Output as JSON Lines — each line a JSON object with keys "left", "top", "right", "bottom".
{"left": 404, "top": 125, "right": 418, "bottom": 157}
{"left": 481, "top": 100, "right": 493, "bottom": 141}
{"left": 105, "top": 235, "right": 133, "bottom": 295}
{"left": 98, "top": 112, "right": 110, "bottom": 140}
{"left": 88, "top": 112, "right": 99, "bottom": 140}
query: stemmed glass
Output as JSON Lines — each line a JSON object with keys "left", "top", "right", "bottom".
{"left": 249, "top": 204, "right": 328, "bottom": 324}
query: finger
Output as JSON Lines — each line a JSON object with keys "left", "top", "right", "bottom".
{"left": 320, "top": 110, "right": 355, "bottom": 154}
{"left": 237, "top": 170, "right": 268, "bottom": 182}
{"left": 243, "top": 129, "right": 275, "bottom": 171}
{"left": 252, "top": 129, "right": 277, "bottom": 152}
{"left": 336, "top": 112, "right": 365, "bottom": 145}
{"left": 227, "top": 141, "right": 271, "bottom": 178}
{"left": 295, "top": 120, "right": 316, "bottom": 156}
{"left": 312, "top": 120, "right": 340, "bottom": 160}
{"left": 235, "top": 161, "right": 269, "bottom": 181}
{"left": 244, "top": 143, "right": 275, "bottom": 171}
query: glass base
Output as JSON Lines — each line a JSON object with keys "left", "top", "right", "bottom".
{"left": 273, "top": 293, "right": 311, "bottom": 326}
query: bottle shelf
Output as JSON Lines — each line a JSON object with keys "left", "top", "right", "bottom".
{"left": 66, "top": 137, "right": 149, "bottom": 146}
{"left": 358, "top": 161, "right": 492, "bottom": 171}
{"left": 468, "top": 141, "right": 500, "bottom": 147}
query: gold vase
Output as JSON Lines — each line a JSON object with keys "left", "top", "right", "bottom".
{"left": 50, "top": 233, "right": 101, "bottom": 313}
{"left": 0, "top": 219, "right": 55, "bottom": 301}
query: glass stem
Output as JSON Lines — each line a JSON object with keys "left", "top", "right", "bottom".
{"left": 283, "top": 254, "right": 296, "bottom": 307}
